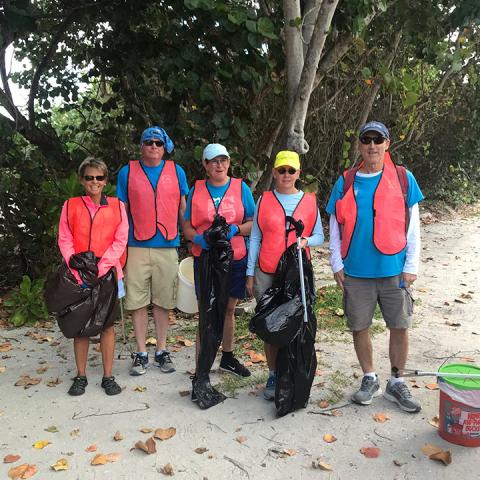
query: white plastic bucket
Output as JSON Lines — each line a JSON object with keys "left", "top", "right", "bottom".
{"left": 176, "top": 256, "right": 198, "bottom": 314}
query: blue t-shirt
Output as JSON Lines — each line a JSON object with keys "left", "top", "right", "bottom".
{"left": 116, "top": 160, "right": 189, "bottom": 247}
{"left": 326, "top": 170, "right": 424, "bottom": 278}
{"left": 184, "top": 178, "right": 255, "bottom": 221}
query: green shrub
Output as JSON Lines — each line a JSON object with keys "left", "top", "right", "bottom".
{"left": 4, "top": 275, "right": 50, "bottom": 327}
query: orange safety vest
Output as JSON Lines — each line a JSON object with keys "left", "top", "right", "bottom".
{"left": 335, "top": 152, "right": 407, "bottom": 259}
{"left": 66, "top": 196, "right": 126, "bottom": 267}
{"left": 127, "top": 160, "right": 181, "bottom": 241}
{"left": 190, "top": 178, "right": 247, "bottom": 260}
{"left": 257, "top": 191, "right": 317, "bottom": 274}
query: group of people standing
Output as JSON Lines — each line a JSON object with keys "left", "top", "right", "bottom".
{"left": 57, "top": 120, "right": 424, "bottom": 414}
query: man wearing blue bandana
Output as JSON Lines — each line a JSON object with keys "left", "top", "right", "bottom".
{"left": 117, "top": 126, "right": 189, "bottom": 376}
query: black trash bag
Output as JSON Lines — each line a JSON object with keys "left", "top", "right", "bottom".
{"left": 44, "top": 251, "right": 118, "bottom": 338}
{"left": 192, "top": 214, "right": 233, "bottom": 410}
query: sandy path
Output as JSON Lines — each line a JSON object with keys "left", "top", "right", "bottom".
{"left": 0, "top": 209, "right": 479, "bottom": 479}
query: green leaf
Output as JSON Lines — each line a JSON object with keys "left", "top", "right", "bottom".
{"left": 184, "top": 0, "right": 200, "bottom": 9}
{"left": 19, "top": 275, "right": 32, "bottom": 296}
{"left": 194, "top": 145, "right": 203, "bottom": 160}
{"left": 361, "top": 67, "right": 372, "bottom": 79}
{"left": 257, "top": 17, "right": 276, "bottom": 39}
{"left": 402, "top": 91, "right": 419, "bottom": 108}
{"left": 228, "top": 10, "right": 247, "bottom": 25}
{"left": 288, "top": 17, "right": 302, "bottom": 28}
{"left": 11, "top": 309, "right": 27, "bottom": 327}
{"left": 245, "top": 19, "right": 257, "bottom": 33}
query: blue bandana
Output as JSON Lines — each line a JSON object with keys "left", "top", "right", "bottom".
{"left": 140, "top": 126, "right": 175, "bottom": 153}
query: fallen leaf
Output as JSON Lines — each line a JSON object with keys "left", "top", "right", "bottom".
{"left": 194, "top": 447, "right": 208, "bottom": 454}
{"left": 244, "top": 361, "right": 253, "bottom": 367}
{"left": 140, "top": 427, "right": 153, "bottom": 433}
{"left": 44, "top": 426, "right": 58, "bottom": 433}
{"left": 249, "top": 352, "right": 266, "bottom": 363}
{"left": 85, "top": 444, "right": 97, "bottom": 452}
{"left": 312, "top": 459, "right": 332, "bottom": 471}
{"left": 236, "top": 436, "right": 247, "bottom": 444}
{"left": 417, "top": 287, "right": 428, "bottom": 293}
{"left": 323, "top": 434, "right": 337, "bottom": 443}
{"left": 454, "top": 298, "right": 466, "bottom": 304}
{"left": 334, "top": 308, "right": 344, "bottom": 316}
{"left": 154, "top": 427, "right": 176, "bottom": 441}
{"left": 331, "top": 409, "right": 343, "bottom": 417}
{"left": 460, "top": 293, "right": 472, "bottom": 299}
{"left": 428, "top": 416, "right": 440, "bottom": 428}
{"left": 50, "top": 458, "right": 68, "bottom": 471}
{"left": 360, "top": 447, "right": 380, "bottom": 458}
{"left": 36, "top": 366, "right": 48, "bottom": 374}
{"left": 373, "top": 412, "right": 390, "bottom": 423}
{"left": 425, "top": 383, "right": 439, "bottom": 390}
{"left": 15, "top": 375, "right": 41, "bottom": 389}
{"left": 318, "top": 400, "right": 329, "bottom": 409}
{"left": 421, "top": 443, "right": 443, "bottom": 456}
{"left": 393, "top": 459, "right": 406, "bottom": 466}
{"left": 178, "top": 390, "right": 190, "bottom": 397}
{"left": 104, "top": 453, "right": 120, "bottom": 463}
{"left": 0, "top": 366, "right": 6, "bottom": 373}
{"left": 32, "top": 440, "right": 50, "bottom": 449}
{"left": 46, "top": 377, "right": 62, "bottom": 387}
{"left": 445, "top": 321, "right": 461, "bottom": 327}
{"left": 461, "top": 357, "right": 475, "bottom": 363}
{"left": 90, "top": 454, "right": 108, "bottom": 466}
{"left": 430, "top": 450, "right": 452, "bottom": 466}
{"left": 4, "top": 455, "right": 21, "bottom": 464}
{"left": 69, "top": 428, "right": 80, "bottom": 438}
{"left": 159, "top": 463, "right": 174, "bottom": 476}
{"left": 282, "top": 448, "right": 297, "bottom": 457}
{"left": 134, "top": 386, "right": 147, "bottom": 392}
{"left": 134, "top": 437, "right": 156, "bottom": 454}
{"left": 411, "top": 381, "right": 420, "bottom": 388}
{"left": 353, "top": 371, "right": 362, "bottom": 379}
{"left": 175, "top": 336, "right": 193, "bottom": 347}
{"left": 7, "top": 463, "right": 37, "bottom": 479}
{"left": 0, "top": 342, "right": 12, "bottom": 352}
{"left": 113, "top": 431, "right": 123, "bottom": 441}
{"left": 145, "top": 337, "right": 157, "bottom": 346}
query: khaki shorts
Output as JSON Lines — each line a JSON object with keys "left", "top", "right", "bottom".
{"left": 343, "top": 274, "right": 413, "bottom": 331}
{"left": 253, "top": 267, "right": 274, "bottom": 302}
{"left": 124, "top": 247, "right": 178, "bottom": 310}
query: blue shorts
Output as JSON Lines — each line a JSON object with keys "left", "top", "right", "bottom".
{"left": 193, "top": 255, "right": 247, "bottom": 300}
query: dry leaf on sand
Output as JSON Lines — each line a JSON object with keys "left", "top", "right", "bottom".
{"left": 0, "top": 342, "right": 12, "bottom": 352}
{"left": 104, "top": 453, "right": 120, "bottom": 462}
{"left": 318, "top": 400, "right": 329, "bottom": 409}
{"left": 69, "top": 428, "right": 80, "bottom": 438}
{"left": 50, "top": 458, "right": 68, "bottom": 471}
{"left": 134, "top": 437, "right": 157, "bottom": 454}
{"left": 154, "top": 427, "right": 176, "bottom": 441}
{"left": 323, "top": 434, "right": 337, "bottom": 443}
{"left": 15, "top": 375, "right": 41, "bottom": 389}
{"left": 85, "top": 444, "right": 97, "bottom": 452}
{"left": 373, "top": 412, "right": 390, "bottom": 423}
{"left": 32, "top": 440, "right": 50, "bottom": 449}
{"left": 159, "top": 463, "right": 174, "bottom": 476}
{"left": 8, "top": 464, "right": 37, "bottom": 479}
{"left": 194, "top": 447, "right": 208, "bottom": 454}
{"left": 421, "top": 443, "right": 443, "bottom": 456}
{"left": 4, "top": 455, "right": 21, "bottom": 464}
{"left": 428, "top": 416, "right": 440, "bottom": 428}
{"left": 113, "top": 431, "right": 123, "bottom": 441}
{"left": 312, "top": 459, "right": 333, "bottom": 471}
{"left": 140, "top": 427, "right": 153, "bottom": 433}
{"left": 430, "top": 450, "right": 452, "bottom": 466}
{"left": 282, "top": 448, "right": 297, "bottom": 457}
{"left": 235, "top": 436, "right": 247, "bottom": 444}
{"left": 91, "top": 454, "right": 108, "bottom": 466}
{"left": 360, "top": 447, "right": 380, "bottom": 458}
{"left": 425, "top": 383, "right": 439, "bottom": 390}
{"left": 134, "top": 386, "right": 147, "bottom": 392}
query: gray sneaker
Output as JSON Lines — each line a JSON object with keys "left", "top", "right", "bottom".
{"left": 154, "top": 351, "right": 176, "bottom": 373}
{"left": 263, "top": 373, "right": 276, "bottom": 401}
{"left": 130, "top": 353, "right": 148, "bottom": 376}
{"left": 384, "top": 380, "right": 421, "bottom": 413}
{"left": 351, "top": 375, "right": 382, "bottom": 405}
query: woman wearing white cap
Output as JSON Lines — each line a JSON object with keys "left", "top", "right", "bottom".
{"left": 246, "top": 150, "right": 324, "bottom": 400}
{"left": 184, "top": 143, "right": 256, "bottom": 382}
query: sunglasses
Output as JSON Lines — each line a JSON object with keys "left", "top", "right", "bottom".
{"left": 277, "top": 167, "right": 297, "bottom": 175}
{"left": 359, "top": 136, "right": 386, "bottom": 145}
{"left": 83, "top": 175, "right": 106, "bottom": 182}
{"left": 206, "top": 157, "right": 229, "bottom": 165}
{"left": 143, "top": 140, "right": 164, "bottom": 147}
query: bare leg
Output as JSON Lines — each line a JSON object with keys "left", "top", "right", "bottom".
{"left": 153, "top": 305, "right": 170, "bottom": 351}
{"left": 389, "top": 328, "right": 408, "bottom": 372}
{"left": 132, "top": 306, "right": 149, "bottom": 352}
{"left": 352, "top": 328, "right": 374, "bottom": 373}
{"left": 73, "top": 337, "right": 89, "bottom": 376}
{"left": 100, "top": 326, "right": 115, "bottom": 377}
{"left": 264, "top": 342, "right": 279, "bottom": 371}
{"left": 221, "top": 297, "right": 238, "bottom": 352}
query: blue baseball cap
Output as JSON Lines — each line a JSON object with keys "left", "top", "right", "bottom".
{"left": 140, "top": 126, "right": 175, "bottom": 153}
{"left": 359, "top": 121, "right": 390, "bottom": 139}
{"left": 202, "top": 143, "right": 230, "bottom": 161}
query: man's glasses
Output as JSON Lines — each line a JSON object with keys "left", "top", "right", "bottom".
{"left": 359, "top": 136, "right": 386, "bottom": 145}
{"left": 83, "top": 175, "right": 106, "bottom": 181}
{"left": 143, "top": 140, "right": 164, "bottom": 147}
{"left": 277, "top": 167, "right": 297, "bottom": 175}
{"left": 206, "top": 157, "right": 229, "bottom": 165}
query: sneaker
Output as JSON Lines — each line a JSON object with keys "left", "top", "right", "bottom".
{"left": 219, "top": 355, "right": 251, "bottom": 377}
{"left": 101, "top": 376, "right": 122, "bottom": 396}
{"left": 384, "top": 380, "right": 421, "bottom": 413}
{"left": 68, "top": 376, "right": 88, "bottom": 396}
{"left": 351, "top": 375, "right": 382, "bottom": 405}
{"left": 263, "top": 373, "right": 276, "bottom": 401}
{"left": 130, "top": 353, "right": 148, "bottom": 376}
{"left": 154, "top": 351, "right": 176, "bottom": 373}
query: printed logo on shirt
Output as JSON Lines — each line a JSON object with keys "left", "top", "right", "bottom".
{"left": 212, "top": 196, "right": 221, "bottom": 208}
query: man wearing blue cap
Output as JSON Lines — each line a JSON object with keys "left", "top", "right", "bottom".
{"left": 326, "top": 121, "right": 424, "bottom": 413}
{"left": 117, "top": 126, "right": 189, "bottom": 376}
{"left": 184, "top": 143, "right": 255, "bottom": 381}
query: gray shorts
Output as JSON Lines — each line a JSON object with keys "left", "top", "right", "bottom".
{"left": 343, "top": 274, "right": 413, "bottom": 331}
{"left": 253, "top": 267, "right": 274, "bottom": 302}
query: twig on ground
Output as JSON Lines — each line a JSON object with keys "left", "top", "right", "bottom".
{"left": 307, "top": 402, "right": 353, "bottom": 415}
{"left": 208, "top": 421, "right": 227, "bottom": 433}
{"left": 72, "top": 402, "right": 150, "bottom": 420}
{"left": 259, "top": 433, "right": 282, "bottom": 445}
{"left": 223, "top": 455, "right": 250, "bottom": 478}
{"left": 373, "top": 428, "right": 393, "bottom": 441}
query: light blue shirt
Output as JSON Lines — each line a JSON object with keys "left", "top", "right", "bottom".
{"left": 116, "top": 160, "right": 189, "bottom": 248}
{"left": 247, "top": 190, "right": 324, "bottom": 276}
{"left": 325, "top": 170, "right": 424, "bottom": 277}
